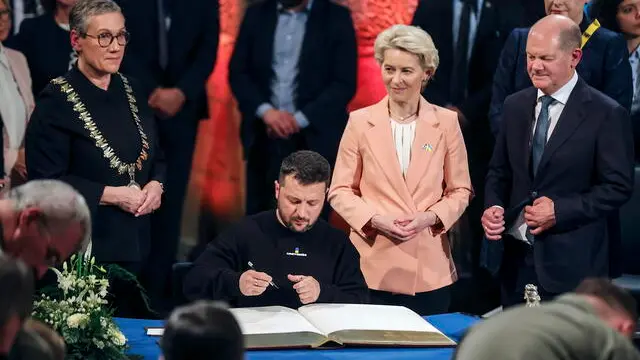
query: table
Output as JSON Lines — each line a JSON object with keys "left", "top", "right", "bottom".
{"left": 116, "top": 312, "right": 479, "bottom": 360}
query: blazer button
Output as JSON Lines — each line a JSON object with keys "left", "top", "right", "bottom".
{"left": 531, "top": 191, "right": 538, "bottom": 198}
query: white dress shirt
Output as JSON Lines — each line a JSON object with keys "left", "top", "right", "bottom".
{"left": 390, "top": 119, "right": 417, "bottom": 178}
{"left": 506, "top": 71, "right": 579, "bottom": 242}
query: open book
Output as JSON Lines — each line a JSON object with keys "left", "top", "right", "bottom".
{"left": 146, "top": 303, "right": 456, "bottom": 349}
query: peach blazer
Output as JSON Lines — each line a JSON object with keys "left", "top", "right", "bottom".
{"left": 4, "top": 47, "right": 34, "bottom": 183}
{"left": 328, "top": 96, "right": 473, "bottom": 295}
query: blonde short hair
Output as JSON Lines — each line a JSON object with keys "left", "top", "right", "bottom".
{"left": 374, "top": 24, "right": 439, "bottom": 74}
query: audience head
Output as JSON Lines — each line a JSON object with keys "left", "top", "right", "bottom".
{"left": 0, "top": 180, "right": 91, "bottom": 279}
{"left": 526, "top": 14, "right": 583, "bottom": 95}
{"left": 575, "top": 277, "right": 638, "bottom": 338}
{"left": 544, "top": 0, "right": 588, "bottom": 24}
{"left": 275, "top": 150, "right": 330, "bottom": 233}
{"left": 160, "top": 301, "right": 244, "bottom": 360}
{"left": 0, "top": 255, "right": 34, "bottom": 354}
{"left": 0, "top": 0, "right": 11, "bottom": 42}
{"left": 70, "top": 0, "right": 128, "bottom": 75}
{"left": 374, "top": 24, "right": 438, "bottom": 104}
{"left": 591, "top": 0, "right": 639, "bottom": 38}
{"left": 23, "top": 319, "right": 66, "bottom": 360}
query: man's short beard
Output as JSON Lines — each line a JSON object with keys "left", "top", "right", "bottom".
{"left": 277, "top": 208, "right": 314, "bottom": 233}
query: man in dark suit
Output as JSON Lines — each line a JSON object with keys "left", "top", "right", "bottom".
{"left": 229, "top": 0, "right": 357, "bottom": 216}
{"left": 117, "top": 0, "right": 219, "bottom": 308}
{"left": 489, "top": 0, "right": 632, "bottom": 136}
{"left": 482, "top": 14, "right": 635, "bottom": 307}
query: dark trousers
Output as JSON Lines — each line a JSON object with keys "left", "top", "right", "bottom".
{"left": 369, "top": 285, "right": 452, "bottom": 316}
{"left": 245, "top": 133, "right": 307, "bottom": 215}
{"left": 500, "top": 236, "right": 558, "bottom": 308}
{"left": 146, "top": 115, "right": 199, "bottom": 307}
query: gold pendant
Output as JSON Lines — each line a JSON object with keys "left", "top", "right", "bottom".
{"left": 127, "top": 165, "right": 141, "bottom": 190}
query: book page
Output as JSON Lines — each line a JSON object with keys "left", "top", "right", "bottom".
{"left": 298, "top": 304, "right": 445, "bottom": 335}
{"left": 230, "top": 306, "right": 324, "bottom": 335}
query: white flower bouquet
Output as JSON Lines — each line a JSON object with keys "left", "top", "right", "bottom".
{"left": 31, "top": 247, "right": 133, "bottom": 360}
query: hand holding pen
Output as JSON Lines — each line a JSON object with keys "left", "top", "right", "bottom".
{"left": 239, "top": 261, "right": 279, "bottom": 296}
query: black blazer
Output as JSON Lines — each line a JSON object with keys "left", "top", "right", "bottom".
{"left": 411, "top": 0, "right": 524, "bottom": 126}
{"left": 489, "top": 18, "right": 633, "bottom": 136}
{"left": 229, "top": 0, "right": 357, "bottom": 163}
{"left": 25, "top": 67, "right": 166, "bottom": 263}
{"left": 118, "top": 0, "right": 219, "bottom": 120}
{"left": 483, "top": 78, "right": 635, "bottom": 293}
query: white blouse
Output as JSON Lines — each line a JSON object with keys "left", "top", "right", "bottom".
{"left": 390, "top": 118, "right": 416, "bottom": 178}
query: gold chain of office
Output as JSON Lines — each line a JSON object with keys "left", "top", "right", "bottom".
{"left": 51, "top": 74, "right": 150, "bottom": 176}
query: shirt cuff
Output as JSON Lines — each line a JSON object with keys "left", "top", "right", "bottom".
{"left": 256, "top": 103, "right": 274, "bottom": 119}
{"left": 294, "top": 111, "right": 310, "bottom": 129}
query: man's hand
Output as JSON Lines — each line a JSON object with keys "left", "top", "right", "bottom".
{"left": 148, "top": 87, "right": 186, "bottom": 119}
{"left": 481, "top": 206, "right": 505, "bottom": 240}
{"left": 263, "top": 109, "right": 299, "bottom": 139}
{"left": 371, "top": 214, "right": 416, "bottom": 241}
{"left": 239, "top": 270, "right": 273, "bottom": 296}
{"left": 288, "top": 274, "right": 320, "bottom": 304}
{"left": 524, "top": 196, "right": 556, "bottom": 235}
{"left": 393, "top": 212, "right": 438, "bottom": 240}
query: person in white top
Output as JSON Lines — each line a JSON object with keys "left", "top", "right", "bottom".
{"left": 0, "top": 0, "right": 34, "bottom": 189}
{"left": 481, "top": 14, "right": 635, "bottom": 307}
{"left": 329, "top": 24, "right": 472, "bottom": 316}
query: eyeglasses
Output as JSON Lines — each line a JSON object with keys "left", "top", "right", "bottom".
{"left": 0, "top": 9, "right": 11, "bottom": 21}
{"left": 83, "top": 30, "right": 130, "bottom": 48}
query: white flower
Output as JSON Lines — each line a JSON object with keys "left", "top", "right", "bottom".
{"left": 93, "top": 339, "right": 105, "bottom": 349}
{"left": 58, "top": 276, "right": 74, "bottom": 293}
{"left": 66, "top": 313, "right": 89, "bottom": 329}
{"left": 108, "top": 327, "right": 126, "bottom": 346}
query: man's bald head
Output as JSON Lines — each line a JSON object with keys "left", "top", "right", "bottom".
{"left": 530, "top": 14, "right": 582, "bottom": 52}
{"left": 526, "top": 14, "right": 582, "bottom": 95}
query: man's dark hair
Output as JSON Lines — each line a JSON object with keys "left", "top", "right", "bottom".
{"left": 160, "top": 301, "right": 244, "bottom": 360}
{"left": 575, "top": 278, "right": 638, "bottom": 321}
{"left": 278, "top": 150, "right": 331, "bottom": 187}
{"left": 0, "top": 255, "right": 34, "bottom": 326}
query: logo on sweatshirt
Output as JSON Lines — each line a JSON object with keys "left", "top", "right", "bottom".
{"left": 286, "top": 247, "right": 307, "bottom": 257}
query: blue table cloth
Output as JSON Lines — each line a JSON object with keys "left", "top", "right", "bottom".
{"left": 116, "top": 312, "right": 480, "bottom": 360}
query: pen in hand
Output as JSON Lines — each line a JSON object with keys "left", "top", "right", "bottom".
{"left": 247, "top": 261, "right": 279, "bottom": 289}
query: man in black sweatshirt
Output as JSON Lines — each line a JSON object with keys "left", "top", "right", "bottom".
{"left": 184, "top": 150, "right": 369, "bottom": 309}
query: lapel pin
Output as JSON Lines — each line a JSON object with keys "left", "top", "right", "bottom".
{"left": 422, "top": 144, "right": 433, "bottom": 152}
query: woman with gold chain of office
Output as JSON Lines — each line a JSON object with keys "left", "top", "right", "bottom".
{"left": 24, "top": 0, "right": 165, "bottom": 317}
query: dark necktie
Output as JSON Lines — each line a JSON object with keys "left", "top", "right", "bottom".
{"left": 450, "top": 0, "right": 475, "bottom": 104}
{"left": 157, "top": 0, "right": 169, "bottom": 69}
{"left": 531, "top": 95, "right": 554, "bottom": 176}
{"left": 526, "top": 95, "right": 554, "bottom": 245}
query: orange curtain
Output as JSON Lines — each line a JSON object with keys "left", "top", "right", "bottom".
{"left": 190, "top": 0, "right": 418, "bottom": 230}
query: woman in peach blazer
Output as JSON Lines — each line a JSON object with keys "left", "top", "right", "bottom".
{"left": 328, "top": 24, "right": 472, "bottom": 315}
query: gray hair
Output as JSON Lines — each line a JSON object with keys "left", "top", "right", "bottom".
{"left": 69, "top": 0, "right": 122, "bottom": 34}
{"left": 7, "top": 180, "right": 91, "bottom": 255}
{"left": 374, "top": 24, "right": 440, "bottom": 73}
{"left": 558, "top": 22, "right": 582, "bottom": 52}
